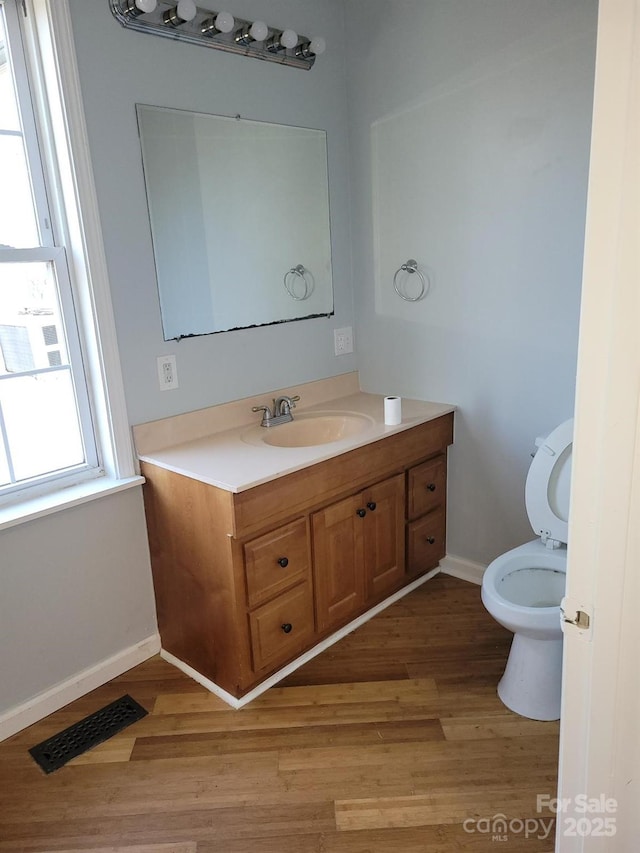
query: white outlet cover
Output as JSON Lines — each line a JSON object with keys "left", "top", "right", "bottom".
{"left": 334, "top": 326, "right": 354, "bottom": 356}
{"left": 157, "top": 354, "right": 178, "bottom": 390}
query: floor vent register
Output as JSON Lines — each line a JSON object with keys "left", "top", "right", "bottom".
{"left": 29, "top": 694, "right": 148, "bottom": 773}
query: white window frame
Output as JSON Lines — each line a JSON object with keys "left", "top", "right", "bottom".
{"left": 0, "top": 0, "right": 142, "bottom": 528}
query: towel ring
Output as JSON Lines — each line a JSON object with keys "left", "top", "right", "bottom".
{"left": 393, "top": 259, "right": 428, "bottom": 302}
{"left": 284, "top": 264, "right": 314, "bottom": 300}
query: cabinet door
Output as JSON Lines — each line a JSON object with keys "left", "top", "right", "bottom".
{"left": 363, "top": 474, "right": 405, "bottom": 602}
{"left": 407, "top": 506, "right": 446, "bottom": 576}
{"left": 312, "top": 493, "right": 365, "bottom": 633}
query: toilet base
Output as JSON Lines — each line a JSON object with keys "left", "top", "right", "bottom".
{"left": 497, "top": 633, "right": 563, "bottom": 721}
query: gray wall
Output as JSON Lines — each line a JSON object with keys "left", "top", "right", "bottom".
{"left": 69, "top": 0, "right": 354, "bottom": 426}
{"left": 0, "top": 489, "right": 156, "bottom": 712}
{"left": 346, "top": 0, "right": 598, "bottom": 565}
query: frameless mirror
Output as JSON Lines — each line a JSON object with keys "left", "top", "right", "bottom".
{"left": 136, "top": 105, "right": 334, "bottom": 339}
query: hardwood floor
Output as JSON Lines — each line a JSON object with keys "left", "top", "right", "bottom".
{"left": 0, "top": 575, "right": 560, "bottom": 852}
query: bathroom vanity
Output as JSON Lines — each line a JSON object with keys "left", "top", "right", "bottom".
{"left": 135, "top": 376, "right": 454, "bottom": 703}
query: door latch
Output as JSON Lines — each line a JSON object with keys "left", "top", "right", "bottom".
{"left": 560, "top": 597, "right": 593, "bottom": 637}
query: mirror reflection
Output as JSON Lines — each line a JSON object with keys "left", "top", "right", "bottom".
{"left": 136, "top": 105, "right": 334, "bottom": 339}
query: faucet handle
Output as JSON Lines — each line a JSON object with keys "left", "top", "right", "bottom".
{"left": 251, "top": 404, "right": 273, "bottom": 426}
{"left": 280, "top": 395, "right": 300, "bottom": 413}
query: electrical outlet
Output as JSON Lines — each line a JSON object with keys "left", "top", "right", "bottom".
{"left": 157, "top": 354, "right": 178, "bottom": 391}
{"left": 334, "top": 326, "right": 354, "bottom": 356}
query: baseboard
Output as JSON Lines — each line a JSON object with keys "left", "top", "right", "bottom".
{"left": 0, "top": 633, "right": 161, "bottom": 742}
{"left": 440, "top": 554, "right": 487, "bottom": 585}
{"left": 163, "top": 568, "right": 441, "bottom": 709}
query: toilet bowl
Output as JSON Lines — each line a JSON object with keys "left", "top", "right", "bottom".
{"left": 481, "top": 418, "right": 573, "bottom": 721}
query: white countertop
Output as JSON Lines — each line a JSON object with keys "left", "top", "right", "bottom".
{"left": 138, "top": 391, "right": 455, "bottom": 493}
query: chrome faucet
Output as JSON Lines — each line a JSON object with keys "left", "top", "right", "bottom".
{"left": 252, "top": 395, "right": 300, "bottom": 427}
{"left": 274, "top": 395, "right": 299, "bottom": 417}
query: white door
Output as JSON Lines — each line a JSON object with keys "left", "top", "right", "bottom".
{"left": 556, "top": 0, "right": 640, "bottom": 849}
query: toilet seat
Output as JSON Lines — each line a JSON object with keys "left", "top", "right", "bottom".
{"left": 481, "top": 539, "right": 567, "bottom": 637}
{"left": 525, "top": 418, "right": 573, "bottom": 547}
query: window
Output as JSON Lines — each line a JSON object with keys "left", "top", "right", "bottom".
{"left": 0, "top": 0, "right": 99, "bottom": 501}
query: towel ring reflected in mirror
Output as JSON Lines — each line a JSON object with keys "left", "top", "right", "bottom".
{"left": 284, "top": 264, "right": 315, "bottom": 300}
{"left": 393, "top": 259, "right": 429, "bottom": 302}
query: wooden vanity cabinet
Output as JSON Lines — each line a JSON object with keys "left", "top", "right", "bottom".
{"left": 141, "top": 411, "right": 453, "bottom": 700}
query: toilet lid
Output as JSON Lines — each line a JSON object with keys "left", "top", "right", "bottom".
{"left": 525, "top": 418, "right": 573, "bottom": 545}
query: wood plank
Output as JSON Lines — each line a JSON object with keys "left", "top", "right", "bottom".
{"left": 153, "top": 678, "right": 438, "bottom": 715}
{"left": 137, "top": 701, "right": 443, "bottom": 738}
{"left": 334, "top": 788, "right": 555, "bottom": 830}
{"left": 67, "top": 736, "right": 136, "bottom": 766}
{"left": 130, "top": 718, "right": 444, "bottom": 762}
{"left": 441, "top": 715, "right": 560, "bottom": 741}
{"left": 322, "top": 827, "right": 554, "bottom": 853}
{"left": 52, "top": 846, "right": 197, "bottom": 853}
{"left": 278, "top": 732, "right": 560, "bottom": 773}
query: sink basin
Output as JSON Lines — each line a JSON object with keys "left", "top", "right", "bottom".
{"left": 242, "top": 411, "right": 375, "bottom": 448}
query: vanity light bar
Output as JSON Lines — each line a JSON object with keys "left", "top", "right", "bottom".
{"left": 110, "top": 1, "right": 325, "bottom": 70}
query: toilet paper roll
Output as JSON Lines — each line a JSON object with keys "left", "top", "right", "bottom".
{"left": 384, "top": 396, "right": 402, "bottom": 425}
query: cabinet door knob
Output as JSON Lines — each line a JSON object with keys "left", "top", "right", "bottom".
{"left": 366, "top": 501, "right": 377, "bottom": 511}
{"left": 277, "top": 556, "right": 289, "bottom": 568}
{"left": 426, "top": 536, "right": 436, "bottom": 545}
{"left": 426, "top": 483, "right": 436, "bottom": 492}
{"left": 281, "top": 623, "right": 293, "bottom": 634}
{"left": 356, "top": 508, "right": 367, "bottom": 518}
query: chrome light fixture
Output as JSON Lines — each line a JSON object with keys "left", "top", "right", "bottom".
{"left": 111, "top": 1, "right": 325, "bottom": 70}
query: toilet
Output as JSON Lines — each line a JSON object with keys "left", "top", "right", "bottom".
{"left": 481, "top": 418, "right": 573, "bottom": 721}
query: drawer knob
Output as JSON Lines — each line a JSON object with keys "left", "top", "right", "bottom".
{"left": 281, "top": 623, "right": 293, "bottom": 634}
{"left": 356, "top": 508, "right": 367, "bottom": 518}
{"left": 426, "top": 483, "right": 437, "bottom": 492}
{"left": 366, "top": 501, "right": 377, "bottom": 511}
{"left": 277, "top": 556, "right": 289, "bottom": 568}
{"left": 426, "top": 536, "right": 436, "bottom": 545}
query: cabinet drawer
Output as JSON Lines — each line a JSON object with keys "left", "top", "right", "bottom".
{"left": 249, "top": 582, "right": 315, "bottom": 672}
{"left": 244, "top": 518, "right": 309, "bottom": 608}
{"left": 407, "top": 507, "right": 446, "bottom": 575}
{"left": 407, "top": 455, "right": 447, "bottom": 520}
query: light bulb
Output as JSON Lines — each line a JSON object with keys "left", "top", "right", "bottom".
{"left": 280, "top": 29, "right": 298, "bottom": 49}
{"left": 214, "top": 11, "right": 235, "bottom": 33}
{"left": 309, "top": 36, "right": 326, "bottom": 56}
{"left": 249, "top": 20, "right": 268, "bottom": 42}
{"left": 176, "top": 0, "right": 197, "bottom": 22}
{"left": 124, "top": 0, "right": 156, "bottom": 15}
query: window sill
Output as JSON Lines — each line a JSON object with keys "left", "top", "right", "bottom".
{"left": 0, "top": 474, "right": 145, "bottom": 532}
